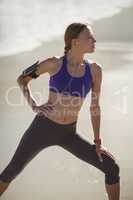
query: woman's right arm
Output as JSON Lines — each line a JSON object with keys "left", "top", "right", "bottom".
{"left": 17, "top": 57, "right": 58, "bottom": 111}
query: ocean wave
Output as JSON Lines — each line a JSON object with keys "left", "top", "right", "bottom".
{"left": 0, "top": 0, "right": 132, "bottom": 56}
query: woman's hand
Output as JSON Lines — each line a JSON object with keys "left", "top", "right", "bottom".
{"left": 32, "top": 102, "right": 55, "bottom": 116}
{"left": 95, "top": 145, "right": 115, "bottom": 162}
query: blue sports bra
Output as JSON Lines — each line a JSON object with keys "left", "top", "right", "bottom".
{"left": 49, "top": 55, "right": 93, "bottom": 98}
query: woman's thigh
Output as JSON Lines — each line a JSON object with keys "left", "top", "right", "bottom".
{"left": 58, "top": 133, "right": 117, "bottom": 175}
{"left": 6, "top": 115, "right": 52, "bottom": 169}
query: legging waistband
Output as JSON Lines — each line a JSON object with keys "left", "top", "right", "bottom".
{"left": 36, "top": 113, "right": 77, "bottom": 128}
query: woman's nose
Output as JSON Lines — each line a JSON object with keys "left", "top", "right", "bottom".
{"left": 93, "top": 38, "right": 96, "bottom": 43}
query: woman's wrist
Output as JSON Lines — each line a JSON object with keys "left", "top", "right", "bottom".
{"left": 93, "top": 138, "right": 101, "bottom": 146}
{"left": 21, "top": 85, "right": 37, "bottom": 109}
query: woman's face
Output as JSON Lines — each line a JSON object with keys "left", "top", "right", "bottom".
{"left": 75, "top": 27, "right": 96, "bottom": 53}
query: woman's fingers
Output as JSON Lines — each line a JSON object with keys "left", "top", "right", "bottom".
{"left": 99, "top": 148, "right": 115, "bottom": 160}
{"left": 41, "top": 104, "right": 55, "bottom": 111}
{"left": 32, "top": 104, "right": 55, "bottom": 116}
{"left": 38, "top": 106, "right": 52, "bottom": 113}
{"left": 96, "top": 146, "right": 115, "bottom": 162}
{"left": 98, "top": 153, "right": 103, "bottom": 162}
{"left": 96, "top": 149, "right": 103, "bottom": 162}
{"left": 40, "top": 107, "right": 50, "bottom": 114}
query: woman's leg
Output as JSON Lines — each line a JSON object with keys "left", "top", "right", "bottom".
{"left": 105, "top": 182, "right": 120, "bottom": 200}
{"left": 59, "top": 132, "right": 120, "bottom": 200}
{"left": 0, "top": 115, "right": 53, "bottom": 196}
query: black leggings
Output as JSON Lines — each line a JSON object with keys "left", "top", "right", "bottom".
{"left": 0, "top": 114, "right": 120, "bottom": 185}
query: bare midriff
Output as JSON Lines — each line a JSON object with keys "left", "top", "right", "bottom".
{"left": 41, "top": 90, "right": 85, "bottom": 124}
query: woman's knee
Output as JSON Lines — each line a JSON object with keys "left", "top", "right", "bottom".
{"left": 105, "top": 161, "right": 120, "bottom": 185}
{"left": 0, "top": 161, "right": 25, "bottom": 183}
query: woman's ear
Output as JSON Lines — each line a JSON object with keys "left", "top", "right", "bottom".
{"left": 71, "top": 38, "right": 78, "bottom": 47}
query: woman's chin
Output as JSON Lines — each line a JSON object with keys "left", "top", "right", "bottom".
{"left": 86, "top": 48, "right": 95, "bottom": 53}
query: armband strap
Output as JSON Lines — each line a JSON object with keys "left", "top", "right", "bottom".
{"left": 22, "top": 61, "right": 39, "bottom": 79}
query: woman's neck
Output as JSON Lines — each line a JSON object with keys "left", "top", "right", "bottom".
{"left": 66, "top": 51, "right": 84, "bottom": 67}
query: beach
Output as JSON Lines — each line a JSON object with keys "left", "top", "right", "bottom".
{"left": 0, "top": 40, "right": 133, "bottom": 199}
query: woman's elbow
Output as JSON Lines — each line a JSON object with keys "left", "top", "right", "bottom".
{"left": 90, "top": 105, "right": 101, "bottom": 116}
{"left": 17, "top": 75, "right": 31, "bottom": 86}
{"left": 90, "top": 103, "right": 100, "bottom": 110}
{"left": 17, "top": 75, "right": 22, "bottom": 84}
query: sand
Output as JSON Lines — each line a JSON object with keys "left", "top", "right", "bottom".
{"left": 0, "top": 40, "right": 133, "bottom": 199}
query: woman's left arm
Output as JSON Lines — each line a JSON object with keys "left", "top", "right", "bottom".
{"left": 90, "top": 63, "right": 115, "bottom": 162}
{"left": 90, "top": 62, "right": 102, "bottom": 142}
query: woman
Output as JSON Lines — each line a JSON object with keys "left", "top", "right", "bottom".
{"left": 0, "top": 23, "right": 120, "bottom": 199}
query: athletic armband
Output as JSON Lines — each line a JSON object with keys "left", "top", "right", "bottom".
{"left": 22, "top": 61, "right": 39, "bottom": 79}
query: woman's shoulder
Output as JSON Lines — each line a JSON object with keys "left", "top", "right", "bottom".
{"left": 45, "top": 55, "right": 64, "bottom": 68}
{"left": 86, "top": 58, "right": 101, "bottom": 70}
{"left": 37, "top": 55, "right": 63, "bottom": 76}
{"left": 86, "top": 59, "right": 102, "bottom": 81}
{"left": 41, "top": 56, "right": 60, "bottom": 66}
{"left": 47, "top": 55, "right": 64, "bottom": 76}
